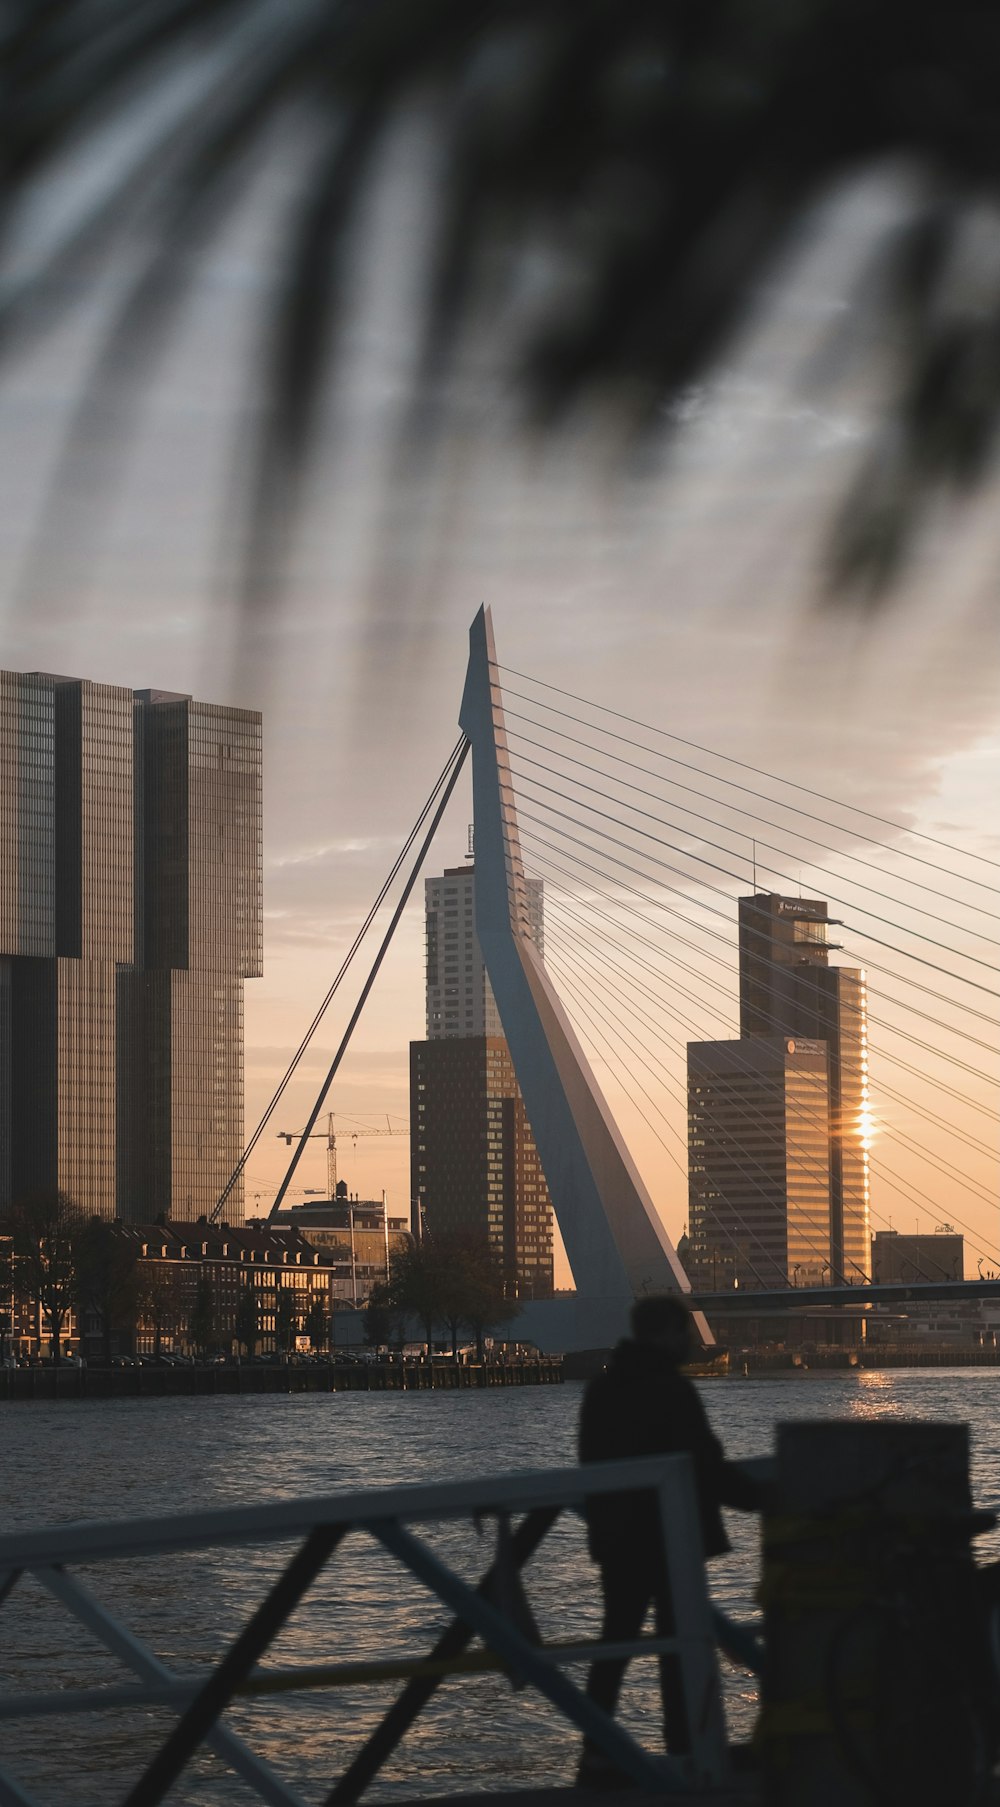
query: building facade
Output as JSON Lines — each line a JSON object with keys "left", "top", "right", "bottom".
{"left": 687, "top": 1036, "right": 834, "bottom": 1289}
{"left": 413, "top": 862, "right": 553, "bottom": 1297}
{"left": 92, "top": 1220, "right": 338, "bottom": 1362}
{"left": 0, "top": 672, "right": 261, "bottom": 1223}
{"left": 687, "top": 893, "right": 870, "bottom": 1291}
{"left": 410, "top": 1037, "right": 554, "bottom": 1297}
{"left": 266, "top": 1189, "right": 413, "bottom": 1305}
{"left": 871, "top": 1229, "right": 964, "bottom": 1284}
{"left": 424, "top": 864, "right": 543, "bottom": 1038}
{"left": 738, "top": 894, "right": 869, "bottom": 1285}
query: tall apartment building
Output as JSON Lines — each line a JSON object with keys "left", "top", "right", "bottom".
{"left": 688, "top": 1037, "right": 834, "bottom": 1288}
{"left": 0, "top": 673, "right": 261, "bottom": 1222}
{"left": 411, "top": 864, "right": 554, "bottom": 1297}
{"left": 687, "top": 893, "right": 870, "bottom": 1289}
{"left": 410, "top": 1037, "right": 553, "bottom": 1297}
{"left": 424, "top": 864, "right": 543, "bottom": 1038}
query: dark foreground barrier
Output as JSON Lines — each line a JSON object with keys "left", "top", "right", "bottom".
{"left": 758, "top": 1420, "right": 996, "bottom": 1807}
{"left": 0, "top": 1358, "right": 563, "bottom": 1402}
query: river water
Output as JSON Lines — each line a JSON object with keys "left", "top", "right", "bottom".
{"left": 3, "top": 1371, "right": 1000, "bottom": 1804}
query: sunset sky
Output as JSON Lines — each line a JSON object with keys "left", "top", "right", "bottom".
{"left": 2, "top": 153, "right": 997, "bottom": 1283}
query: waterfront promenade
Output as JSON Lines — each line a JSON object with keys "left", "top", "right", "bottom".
{"left": 0, "top": 1356, "right": 564, "bottom": 1402}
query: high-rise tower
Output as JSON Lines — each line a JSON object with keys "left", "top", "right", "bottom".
{"left": 687, "top": 894, "right": 870, "bottom": 1289}
{"left": 737, "top": 894, "right": 869, "bottom": 1284}
{"left": 0, "top": 673, "right": 261, "bottom": 1221}
{"left": 411, "top": 863, "right": 553, "bottom": 1297}
{"left": 120, "top": 692, "right": 262, "bottom": 1220}
{"left": 424, "top": 865, "right": 543, "bottom": 1038}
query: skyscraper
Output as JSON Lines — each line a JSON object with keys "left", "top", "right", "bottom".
{"left": 687, "top": 893, "right": 870, "bottom": 1288}
{"left": 411, "top": 864, "right": 554, "bottom": 1297}
{"left": 0, "top": 673, "right": 261, "bottom": 1222}
{"left": 410, "top": 1038, "right": 554, "bottom": 1296}
{"left": 424, "top": 864, "right": 543, "bottom": 1038}
{"left": 687, "top": 1037, "right": 834, "bottom": 1288}
{"left": 738, "top": 894, "right": 869, "bottom": 1285}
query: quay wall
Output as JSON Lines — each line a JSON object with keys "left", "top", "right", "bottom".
{"left": 0, "top": 1358, "right": 563, "bottom": 1402}
{"left": 737, "top": 1346, "right": 1000, "bottom": 1372}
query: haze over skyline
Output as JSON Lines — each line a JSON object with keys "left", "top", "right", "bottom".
{"left": 2, "top": 160, "right": 997, "bottom": 1281}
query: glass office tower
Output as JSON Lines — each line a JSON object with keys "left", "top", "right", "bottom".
{"left": 737, "top": 894, "right": 869, "bottom": 1285}
{"left": 0, "top": 675, "right": 261, "bottom": 1221}
{"left": 121, "top": 693, "right": 262, "bottom": 1221}
{"left": 687, "top": 1036, "right": 834, "bottom": 1289}
{"left": 687, "top": 893, "right": 870, "bottom": 1290}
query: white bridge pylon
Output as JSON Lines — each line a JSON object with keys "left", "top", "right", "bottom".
{"left": 459, "top": 607, "right": 713, "bottom": 1351}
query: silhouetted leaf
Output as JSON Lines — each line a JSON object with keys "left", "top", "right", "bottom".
{"left": 7, "top": 0, "right": 1000, "bottom": 600}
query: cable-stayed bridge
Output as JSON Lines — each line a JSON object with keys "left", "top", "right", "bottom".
{"left": 246, "top": 607, "right": 998, "bottom": 1352}
{"left": 460, "top": 607, "right": 998, "bottom": 1351}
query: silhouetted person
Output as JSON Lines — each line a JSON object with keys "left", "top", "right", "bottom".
{"left": 577, "top": 1295, "right": 762, "bottom": 1787}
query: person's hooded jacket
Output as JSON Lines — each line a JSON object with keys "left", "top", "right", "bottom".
{"left": 579, "top": 1338, "right": 761, "bottom": 1562}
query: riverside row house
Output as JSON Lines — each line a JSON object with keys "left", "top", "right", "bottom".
{"left": 0, "top": 672, "right": 262, "bottom": 1223}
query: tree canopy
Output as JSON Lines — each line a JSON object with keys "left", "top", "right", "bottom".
{"left": 388, "top": 1233, "right": 519, "bottom": 1357}
{"left": 7, "top": 1191, "right": 84, "bottom": 1362}
{"left": 75, "top": 1215, "right": 140, "bottom": 1367}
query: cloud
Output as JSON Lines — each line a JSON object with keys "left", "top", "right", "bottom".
{"left": 267, "top": 836, "right": 399, "bottom": 871}
{"left": 3, "top": 151, "right": 1000, "bottom": 1268}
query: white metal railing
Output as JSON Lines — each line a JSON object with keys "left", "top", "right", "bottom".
{"left": 0, "top": 1456, "right": 758, "bottom": 1807}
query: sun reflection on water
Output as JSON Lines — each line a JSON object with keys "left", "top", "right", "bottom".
{"left": 845, "top": 1369, "right": 908, "bottom": 1418}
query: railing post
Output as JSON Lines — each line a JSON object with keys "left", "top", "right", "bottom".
{"left": 759, "top": 1421, "right": 990, "bottom": 1807}
{"left": 657, "top": 1458, "right": 731, "bottom": 1788}
{"left": 124, "top": 1524, "right": 347, "bottom": 1807}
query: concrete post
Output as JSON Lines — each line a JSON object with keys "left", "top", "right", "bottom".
{"left": 758, "top": 1421, "right": 994, "bottom": 1806}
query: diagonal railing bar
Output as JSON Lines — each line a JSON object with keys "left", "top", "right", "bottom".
{"left": 0, "top": 1568, "right": 22, "bottom": 1614}
{"left": 0, "top": 1458, "right": 752, "bottom": 1805}
{"left": 369, "top": 1519, "right": 686, "bottom": 1795}
{"left": 36, "top": 1567, "right": 308, "bottom": 1807}
{"left": 0, "top": 1635, "right": 701, "bottom": 1722}
{"left": 325, "top": 1504, "right": 560, "bottom": 1807}
{"left": 711, "top": 1608, "right": 765, "bottom": 1675}
{"left": 0, "top": 1761, "right": 42, "bottom": 1807}
{"left": 124, "top": 1524, "right": 348, "bottom": 1807}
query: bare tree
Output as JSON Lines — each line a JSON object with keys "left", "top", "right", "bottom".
{"left": 75, "top": 1218, "right": 140, "bottom": 1367}
{"left": 235, "top": 1281, "right": 260, "bottom": 1359}
{"left": 136, "top": 1261, "right": 182, "bottom": 1361}
{"left": 304, "top": 1293, "right": 329, "bottom": 1355}
{"left": 391, "top": 1233, "right": 519, "bottom": 1359}
{"left": 189, "top": 1272, "right": 217, "bottom": 1359}
{"left": 362, "top": 1281, "right": 398, "bottom": 1353}
{"left": 274, "top": 1283, "right": 300, "bottom": 1358}
{"left": 0, "top": 1232, "right": 14, "bottom": 1364}
{"left": 390, "top": 1242, "right": 449, "bottom": 1352}
{"left": 9, "top": 1192, "right": 84, "bottom": 1364}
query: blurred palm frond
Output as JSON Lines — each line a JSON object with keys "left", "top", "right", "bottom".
{"left": 7, "top": 0, "right": 1000, "bottom": 600}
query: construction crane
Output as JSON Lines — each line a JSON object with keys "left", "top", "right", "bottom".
{"left": 276, "top": 1112, "right": 408, "bottom": 1199}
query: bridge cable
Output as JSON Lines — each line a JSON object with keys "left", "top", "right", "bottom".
{"left": 523, "top": 842, "right": 1000, "bottom": 1262}
{"left": 538, "top": 869, "right": 1000, "bottom": 1276}
{"left": 499, "top": 670, "right": 1000, "bottom": 886}
{"left": 212, "top": 734, "right": 467, "bottom": 1223}
{"left": 507, "top": 740, "right": 1000, "bottom": 948}
{"left": 267, "top": 738, "right": 469, "bottom": 1220}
